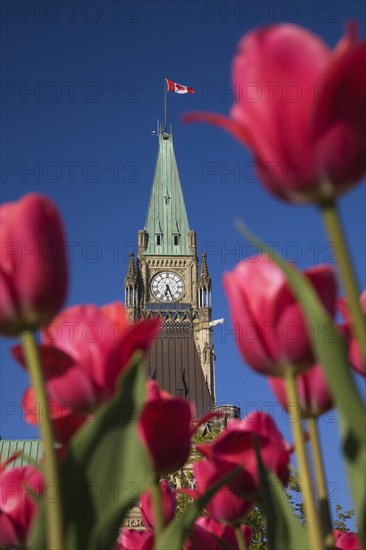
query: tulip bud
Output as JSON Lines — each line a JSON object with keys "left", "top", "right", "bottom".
{"left": 193, "top": 458, "right": 253, "bottom": 524}
{"left": 140, "top": 479, "right": 176, "bottom": 528}
{"left": 1, "top": 194, "right": 68, "bottom": 335}
{"left": 269, "top": 363, "right": 334, "bottom": 417}
{"left": 334, "top": 529, "right": 362, "bottom": 550}
{"left": 197, "top": 412, "right": 291, "bottom": 498}
{"left": 137, "top": 381, "right": 194, "bottom": 475}
{"left": 0, "top": 462, "right": 44, "bottom": 548}
{"left": 338, "top": 291, "right": 366, "bottom": 376}
{"left": 223, "top": 256, "right": 337, "bottom": 376}
{"left": 194, "top": 517, "right": 252, "bottom": 550}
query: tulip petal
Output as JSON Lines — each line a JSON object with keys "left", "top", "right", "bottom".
{"left": 312, "top": 41, "right": 366, "bottom": 191}
{"left": 269, "top": 363, "right": 333, "bottom": 417}
{"left": 12, "top": 344, "right": 74, "bottom": 376}
{"left": 42, "top": 304, "right": 119, "bottom": 391}
{"left": 0, "top": 466, "right": 43, "bottom": 547}
{"left": 223, "top": 270, "right": 274, "bottom": 373}
{"left": 182, "top": 111, "right": 256, "bottom": 149}
{"left": 140, "top": 480, "right": 176, "bottom": 528}
{"left": 105, "top": 318, "right": 161, "bottom": 394}
{"left": 117, "top": 528, "right": 154, "bottom": 550}
{"left": 305, "top": 265, "right": 338, "bottom": 318}
{"left": 193, "top": 459, "right": 253, "bottom": 523}
{"left": 101, "top": 301, "right": 129, "bottom": 327}
{"left": 313, "top": 42, "right": 366, "bottom": 143}
{"left": 13, "top": 344, "right": 96, "bottom": 412}
{"left": 0, "top": 513, "right": 20, "bottom": 548}
{"left": 138, "top": 398, "right": 192, "bottom": 474}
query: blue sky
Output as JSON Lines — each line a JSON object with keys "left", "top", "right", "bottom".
{"left": 1, "top": 0, "right": 365, "bottom": 523}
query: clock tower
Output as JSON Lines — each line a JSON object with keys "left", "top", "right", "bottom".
{"left": 124, "top": 124, "right": 215, "bottom": 416}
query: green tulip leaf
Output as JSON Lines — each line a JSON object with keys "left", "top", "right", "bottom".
{"left": 255, "top": 446, "right": 308, "bottom": 550}
{"left": 154, "top": 467, "right": 241, "bottom": 550}
{"left": 237, "top": 220, "right": 366, "bottom": 543}
{"left": 30, "top": 356, "right": 153, "bottom": 550}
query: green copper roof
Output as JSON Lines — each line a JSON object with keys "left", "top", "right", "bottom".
{"left": 0, "top": 440, "right": 43, "bottom": 468}
{"left": 144, "top": 128, "right": 191, "bottom": 255}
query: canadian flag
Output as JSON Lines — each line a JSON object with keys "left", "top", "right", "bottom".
{"left": 166, "top": 79, "right": 194, "bottom": 94}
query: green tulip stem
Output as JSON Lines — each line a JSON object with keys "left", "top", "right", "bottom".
{"left": 22, "top": 330, "right": 63, "bottom": 550}
{"left": 151, "top": 476, "right": 164, "bottom": 538}
{"left": 308, "top": 416, "right": 334, "bottom": 548}
{"left": 284, "top": 369, "right": 324, "bottom": 550}
{"left": 320, "top": 200, "right": 366, "bottom": 365}
{"left": 234, "top": 525, "right": 248, "bottom": 550}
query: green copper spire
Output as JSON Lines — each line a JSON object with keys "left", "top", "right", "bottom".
{"left": 144, "top": 125, "right": 191, "bottom": 255}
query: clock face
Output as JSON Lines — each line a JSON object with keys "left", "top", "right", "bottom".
{"left": 151, "top": 271, "right": 185, "bottom": 302}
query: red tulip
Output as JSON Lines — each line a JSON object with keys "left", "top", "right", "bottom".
{"left": 269, "top": 362, "right": 333, "bottom": 417}
{"left": 13, "top": 344, "right": 94, "bottom": 445}
{"left": 334, "top": 530, "right": 362, "bottom": 550}
{"left": 195, "top": 516, "right": 252, "bottom": 549}
{"left": 140, "top": 479, "right": 176, "bottom": 528}
{"left": 116, "top": 528, "right": 154, "bottom": 550}
{"left": 223, "top": 256, "right": 337, "bottom": 376}
{"left": 198, "top": 412, "right": 291, "bottom": 497}
{"left": 41, "top": 302, "right": 161, "bottom": 396}
{"left": 116, "top": 518, "right": 228, "bottom": 550}
{"left": 183, "top": 519, "right": 223, "bottom": 550}
{"left": 183, "top": 23, "right": 366, "bottom": 203}
{"left": 137, "top": 381, "right": 195, "bottom": 475}
{"left": 188, "top": 458, "right": 254, "bottom": 524}
{"left": 338, "top": 291, "right": 366, "bottom": 376}
{"left": 0, "top": 456, "right": 44, "bottom": 548}
{"left": 13, "top": 302, "right": 161, "bottom": 444}
{"left": 0, "top": 193, "right": 68, "bottom": 335}
{"left": 138, "top": 381, "right": 220, "bottom": 475}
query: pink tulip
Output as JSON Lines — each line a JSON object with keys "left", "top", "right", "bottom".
{"left": 269, "top": 362, "right": 333, "bottom": 417}
{"left": 1, "top": 193, "right": 68, "bottom": 335}
{"left": 14, "top": 344, "right": 94, "bottom": 445}
{"left": 0, "top": 456, "right": 44, "bottom": 548}
{"left": 183, "top": 519, "right": 223, "bottom": 549}
{"left": 116, "top": 528, "right": 154, "bottom": 550}
{"left": 41, "top": 302, "right": 161, "bottom": 396}
{"left": 184, "top": 23, "right": 366, "bottom": 203}
{"left": 138, "top": 381, "right": 220, "bottom": 475}
{"left": 195, "top": 516, "right": 252, "bottom": 549}
{"left": 116, "top": 518, "right": 227, "bottom": 550}
{"left": 338, "top": 291, "right": 366, "bottom": 376}
{"left": 334, "top": 530, "right": 362, "bottom": 550}
{"left": 137, "top": 381, "right": 195, "bottom": 475}
{"left": 198, "top": 412, "right": 291, "bottom": 498}
{"left": 140, "top": 479, "right": 176, "bottom": 528}
{"left": 223, "top": 256, "right": 337, "bottom": 376}
{"left": 187, "top": 458, "right": 254, "bottom": 524}
{"left": 13, "top": 302, "right": 161, "bottom": 444}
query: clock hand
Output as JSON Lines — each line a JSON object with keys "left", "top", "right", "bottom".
{"left": 165, "top": 284, "right": 174, "bottom": 299}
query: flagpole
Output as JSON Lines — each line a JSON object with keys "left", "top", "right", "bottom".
{"left": 164, "top": 78, "right": 167, "bottom": 132}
